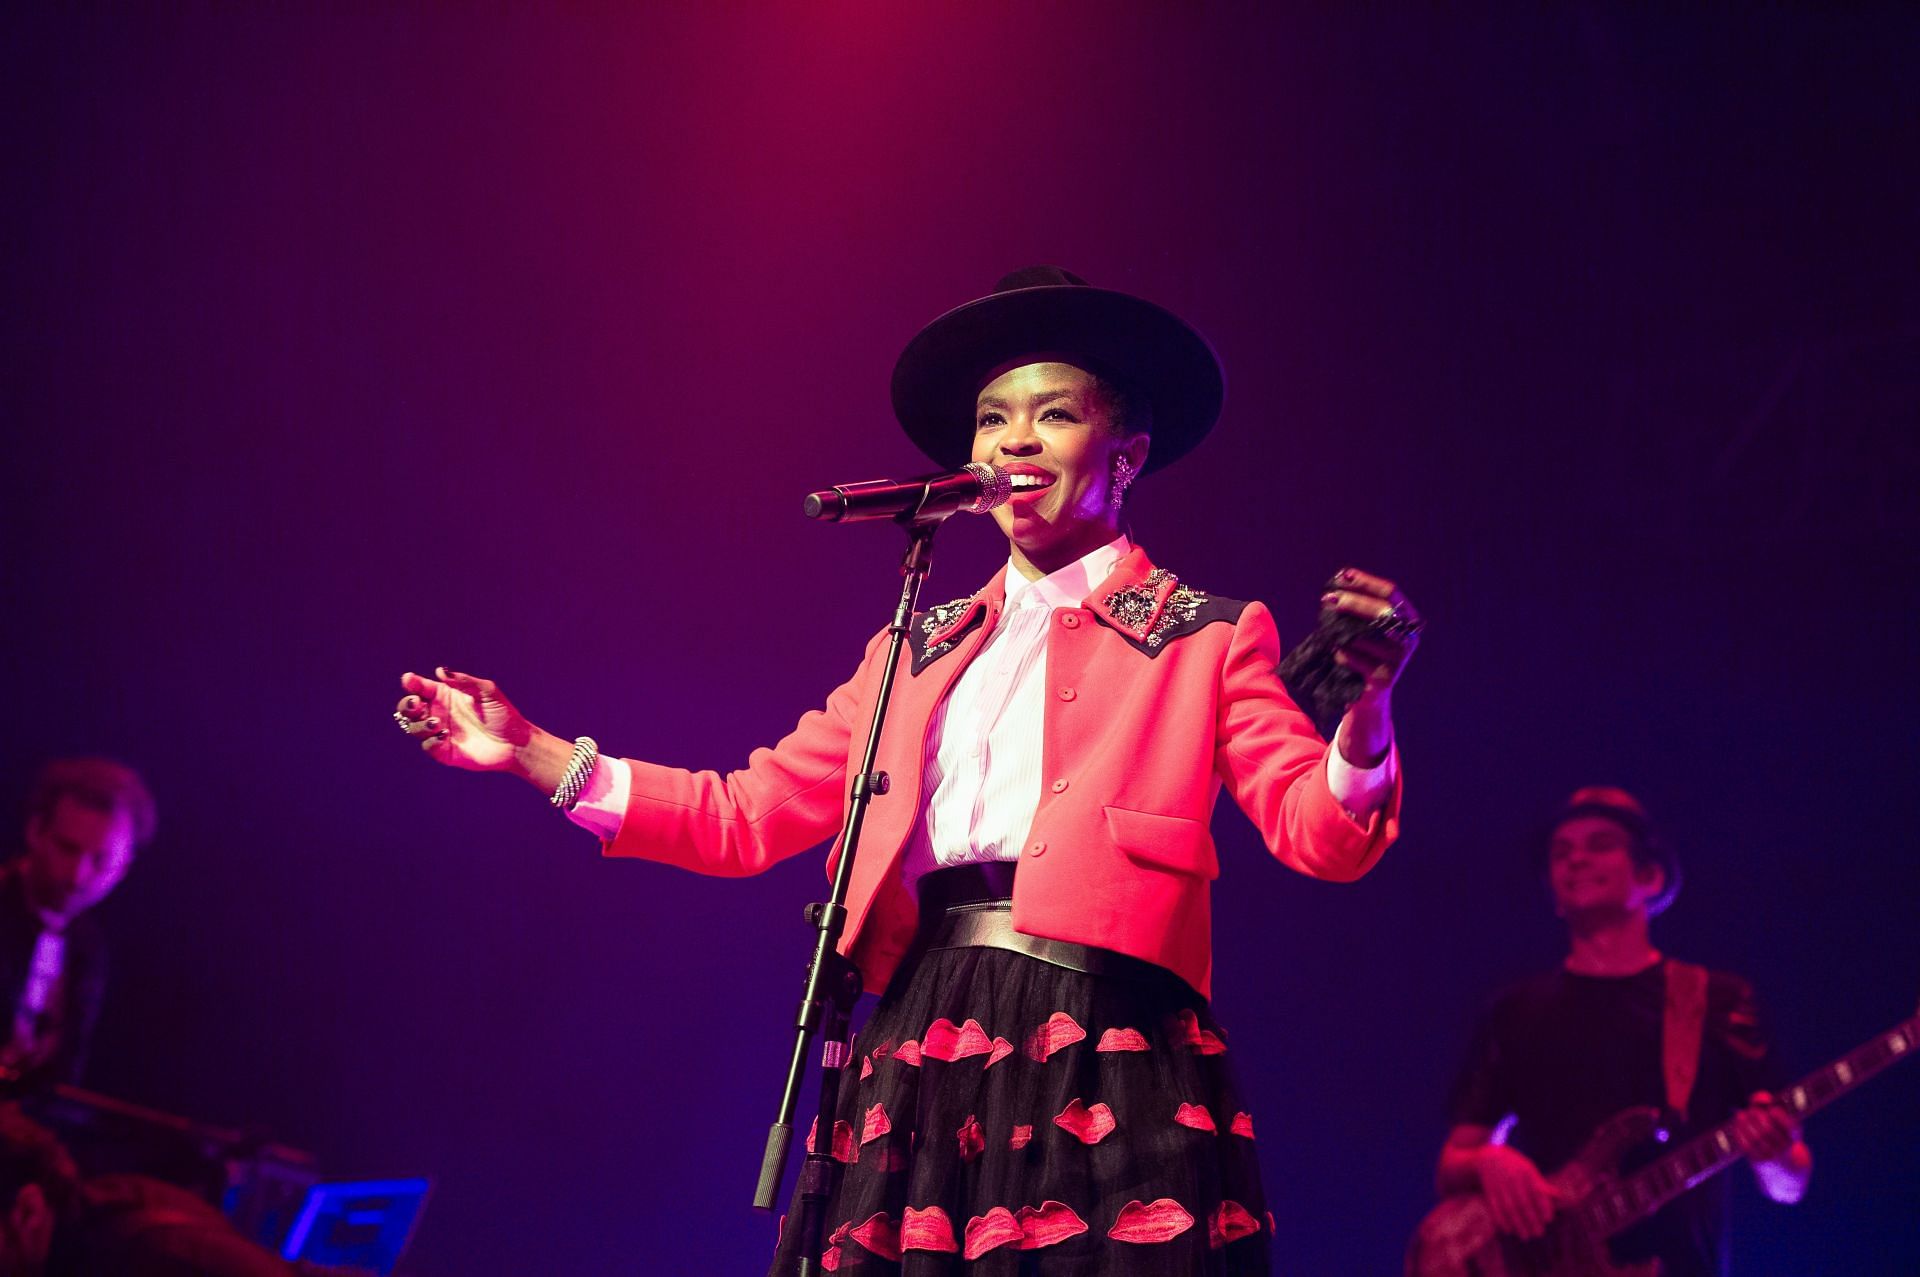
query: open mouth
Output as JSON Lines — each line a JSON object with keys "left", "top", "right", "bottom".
{"left": 1005, "top": 468, "right": 1057, "bottom": 497}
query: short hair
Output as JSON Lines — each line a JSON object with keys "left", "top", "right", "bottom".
{"left": 1088, "top": 371, "right": 1154, "bottom": 438}
{"left": 1545, "top": 786, "right": 1682, "bottom": 916}
{"left": 27, "top": 758, "right": 157, "bottom": 846}
{"left": 0, "top": 1105, "right": 81, "bottom": 1219}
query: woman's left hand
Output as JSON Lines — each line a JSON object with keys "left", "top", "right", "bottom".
{"left": 1319, "top": 567, "right": 1420, "bottom": 768}
{"left": 1320, "top": 567, "right": 1422, "bottom": 695}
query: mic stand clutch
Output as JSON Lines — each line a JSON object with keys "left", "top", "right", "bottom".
{"left": 753, "top": 515, "right": 946, "bottom": 1277}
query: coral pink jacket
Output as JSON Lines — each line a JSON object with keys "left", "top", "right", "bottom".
{"left": 603, "top": 545, "right": 1400, "bottom": 998}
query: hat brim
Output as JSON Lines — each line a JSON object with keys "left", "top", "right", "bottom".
{"left": 889, "top": 284, "right": 1225, "bottom": 474}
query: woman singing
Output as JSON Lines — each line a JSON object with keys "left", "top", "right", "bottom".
{"left": 393, "top": 267, "right": 1422, "bottom": 1274}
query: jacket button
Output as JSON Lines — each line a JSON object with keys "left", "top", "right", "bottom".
{"left": 1057, "top": 687, "right": 1076, "bottom": 701}
{"left": 1060, "top": 613, "right": 1080, "bottom": 628}
{"left": 1028, "top": 841, "right": 1047, "bottom": 857}
{"left": 1051, "top": 779, "right": 1069, "bottom": 793}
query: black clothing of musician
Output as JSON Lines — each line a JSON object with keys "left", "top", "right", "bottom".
{"left": 1448, "top": 960, "right": 1781, "bottom": 1277}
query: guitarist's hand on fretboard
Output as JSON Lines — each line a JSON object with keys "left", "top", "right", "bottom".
{"left": 1731, "top": 1090, "right": 1800, "bottom": 1163}
{"left": 1735, "top": 1089, "right": 1814, "bottom": 1204}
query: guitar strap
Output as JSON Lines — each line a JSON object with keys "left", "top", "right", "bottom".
{"left": 1662, "top": 958, "right": 1709, "bottom": 1122}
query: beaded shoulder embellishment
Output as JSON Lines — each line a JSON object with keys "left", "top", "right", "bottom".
{"left": 1102, "top": 568, "right": 1212, "bottom": 648}
{"left": 918, "top": 592, "right": 984, "bottom": 664}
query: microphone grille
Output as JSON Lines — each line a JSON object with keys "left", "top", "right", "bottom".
{"left": 960, "top": 462, "right": 1013, "bottom": 513}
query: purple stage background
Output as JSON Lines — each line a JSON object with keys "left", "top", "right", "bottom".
{"left": 5, "top": 6, "right": 1918, "bottom": 1274}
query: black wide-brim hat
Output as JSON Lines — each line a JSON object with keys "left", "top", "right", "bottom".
{"left": 890, "top": 267, "right": 1225, "bottom": 475}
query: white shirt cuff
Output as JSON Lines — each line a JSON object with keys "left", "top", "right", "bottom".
{"left": 564, "top": 754, "right": 631, "bottom": 840}
{"left": 1325, "top": 723, "right": 1397, "bottom": 821}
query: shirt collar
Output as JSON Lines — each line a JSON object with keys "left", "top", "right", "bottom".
{"left": 1003, "top": 535, "right": 1131, "bottom": 612}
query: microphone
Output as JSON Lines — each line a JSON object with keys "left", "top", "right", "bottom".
{"left": 803, "top": 462, "right": 1014, "bottom": 523}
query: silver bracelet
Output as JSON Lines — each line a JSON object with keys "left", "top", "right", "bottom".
{"left": 549, "top": 736, "right": 600, "bottom": 809}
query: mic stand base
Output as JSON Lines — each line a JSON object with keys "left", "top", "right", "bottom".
{"left": 788, "top": 950, "right": 862, "bottom": 1276}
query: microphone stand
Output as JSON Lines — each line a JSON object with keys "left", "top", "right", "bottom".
{"left": 753, "top": 503, "right": 950, "bottom": 1277}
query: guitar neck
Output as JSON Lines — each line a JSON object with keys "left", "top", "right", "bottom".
{"left": 1583, "top": 1012, "right": 1920, "bottom": 1238}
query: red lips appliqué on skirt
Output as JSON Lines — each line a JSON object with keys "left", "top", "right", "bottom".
{"left": 769, "top": 941, "right": 1270, "bottom": 1274}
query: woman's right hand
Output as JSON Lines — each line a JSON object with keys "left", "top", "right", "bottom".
{"left": 394, "top": 668, "right": 539, "bottom": 774}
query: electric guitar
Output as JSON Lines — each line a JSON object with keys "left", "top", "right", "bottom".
{"left": 1405, "top": 1005, "right": 1920, "bottom": 1277}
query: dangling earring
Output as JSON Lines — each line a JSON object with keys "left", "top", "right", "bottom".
{"left": 1110, "top": 456, "right": 1138, "bottom": 512}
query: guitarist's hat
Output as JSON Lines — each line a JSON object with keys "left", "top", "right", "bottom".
{"left": 1547, "top": 786, "right": 1682, "bottom": 916}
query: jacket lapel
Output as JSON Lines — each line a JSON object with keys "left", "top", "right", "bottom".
{"left": 909, "top": 567, "right": 1009, "bottom": 675}
{"left": 1086, "top": 546, "right": 1247, "bottom": 656}
{"left": 1088, "top": 546, "right": 1174, "bottom": 641}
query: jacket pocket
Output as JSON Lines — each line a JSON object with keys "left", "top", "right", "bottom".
{"left": 1104, "top": 806, "right": 1219, "bottom": 880}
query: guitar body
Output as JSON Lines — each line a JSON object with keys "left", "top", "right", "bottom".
{"left": 1405, "top": 1108, "right": 1665, "bottom": 1277}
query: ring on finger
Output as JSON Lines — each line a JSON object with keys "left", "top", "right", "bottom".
{"left": 1369, "top": 604, "right": 1424, "bottom": 641}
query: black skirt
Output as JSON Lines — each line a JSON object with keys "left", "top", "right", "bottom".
{"left": 770, "top": 889, "right": 1272, "bottom": 1275}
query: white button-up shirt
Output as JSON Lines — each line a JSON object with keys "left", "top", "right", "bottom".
{"left": 895, "top": 537, "right": 1129, "bottom": 888}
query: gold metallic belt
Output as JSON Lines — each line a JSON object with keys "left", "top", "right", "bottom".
{"left": 921, "top": 900, "right": 1178, "bottom": 989}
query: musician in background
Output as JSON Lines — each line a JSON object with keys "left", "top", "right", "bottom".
{"left": 1433, "top": 787, "right": 1811, "bottom": 1277}
{"left": 0, "top": 760, "right": 154, "bottom": 1090}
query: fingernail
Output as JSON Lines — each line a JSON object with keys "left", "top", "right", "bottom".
{"left": 1320, "top": 592, "right": 1340, "bottom": 606}
{"left": 1335, "top": 568, "right": 1355, "bottom": 582}
{"left": 427, "top": 717, "right": 439, "bottom": 728}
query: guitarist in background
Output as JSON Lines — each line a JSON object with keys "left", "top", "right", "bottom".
{"left": 0, "top": 760, "right": 153, "bottom": 1091}
{"left": 1433, "top": 788, "right": 1812, "bottom": 1276}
